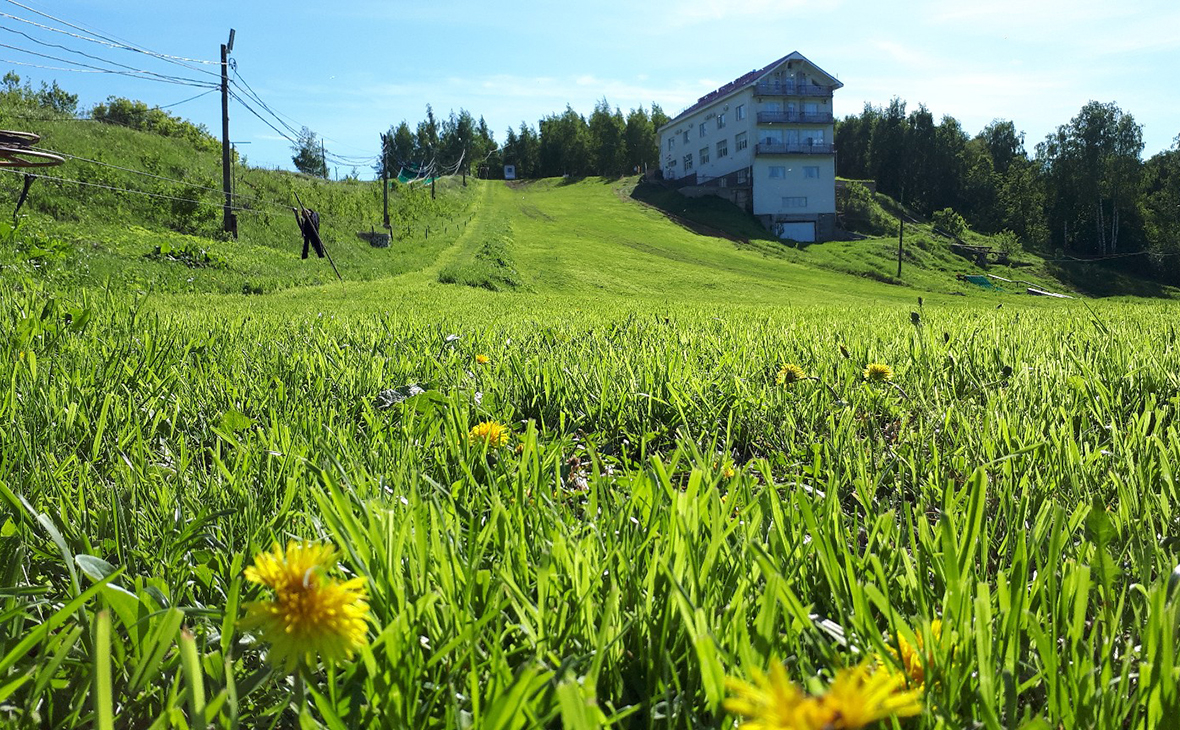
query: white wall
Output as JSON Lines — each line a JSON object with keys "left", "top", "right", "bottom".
{"left": 659, "top": 55, "right": 840, "bottom": 221}
{"left": 751, "top": 156, "right": 836, "bottom": 216}
{"left": 660, "top": 89, "right": 756, "bottom": 180}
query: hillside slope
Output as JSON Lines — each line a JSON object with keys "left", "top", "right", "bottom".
{"left": 0, "top": 112, "right": 477, "bottom": 294}
{"left": 2, "top": 110, "right": 1167, "bottom": 303}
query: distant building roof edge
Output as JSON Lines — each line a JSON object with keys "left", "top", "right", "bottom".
{"left": 657, "top": 52, "right": 842, "bottom": 133}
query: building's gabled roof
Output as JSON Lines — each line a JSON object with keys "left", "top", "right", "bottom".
{"left": 660, "top": 51, "right": 842, "bottom": 132}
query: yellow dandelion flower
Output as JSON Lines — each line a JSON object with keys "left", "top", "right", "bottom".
{"left": 240, "top": 541, "right": 370, "bottom": 672}
{"left": 468, "top": 420, "right": 511, "bottom": 447}
{"left": 476, "top": 354, "right": 490, "bottom": 365}
{"left": 863, "top": 363, "right": 894, "bottom": 382}
{"left": 725, "top": 663, "right": 923, "bottom": 730}
{"left": 818, "top": 663, "right": 923, "bottom": 728}
{"left": 887, "top": 620, "right": 942, "bottom": 688}
{"left": 723, "top": 464, "right": 737, "bottom": 479}
{"left": 724, "top": 664, "right": 812, "bottom": 730}
{"left": 776, "top": 363, "right": 807, "bottom": 385}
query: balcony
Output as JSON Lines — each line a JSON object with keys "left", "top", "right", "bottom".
{"left": 754, "top": 82, "right": 835, "bottom": 98}
{"left": 756, "top": 111, "right": 834, "bottom": 124}
{"left": 755, "top": 142, "right": 835, "bottom": 156}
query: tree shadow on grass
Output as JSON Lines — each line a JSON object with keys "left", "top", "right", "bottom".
{"left": 1045, "top": 259, "right": 1176, "bottom": 298}
{"left": 628, "top": 181, "right": 777, "bottom": 245}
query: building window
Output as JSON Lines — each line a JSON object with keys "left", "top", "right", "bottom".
{"left": 782, "top": 196, "right": 808, "bottom": 208}
{"left": 716, "top": 139, "right": 728, "bottom": 158}
{"left": 667, "top": 137, "right": 675, "bottom": 151}
{"left": 717, "top": 113, "right": 726, "bottom": 129}
{"left": 735, "top": 132, "right": 748, "bottom": 151}
{"left": 803, "top": 166, "right": 820, "bottom": 178}
{"left": 699, "top": 147, "right": 710, "bottom": 165}
{"left": 736, "top": 104, "right": 746, "bottom": 120}
{"left": 683, "top": 130, "right": 690, "bottom": 144}
{"left": 768, "top": 166, "right": 786, "bottom": 179}
{"left": 699, "top": 122, "right": 707, "bottom": 137}
{"left": 683, "top": 153, "right": 693, "bottom": 170}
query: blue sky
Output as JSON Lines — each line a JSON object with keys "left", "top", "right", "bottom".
{"left": 4, "top": 0, "right": 1178, "bottom": 177}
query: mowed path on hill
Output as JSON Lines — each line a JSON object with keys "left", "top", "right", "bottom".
{"left": 169, "top": 176, "right": 1074, "bottom": 321}
{"left": 374, "top": 178, "right": 928, "bottom": 309}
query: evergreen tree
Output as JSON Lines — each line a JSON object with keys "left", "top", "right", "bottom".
{"left": 415, "top": 104, "right": 440, "bottom": 162}
{"left": 291, "top": 126, "right": 328, "bottom": 178}
{"left": 624, "top": 106, "right": 656, "bottom": 173}
{"left": 589, "top": 98, "right": 627, "bottom": 176}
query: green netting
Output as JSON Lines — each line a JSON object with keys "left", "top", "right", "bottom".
{"left": 396, "top": 167, "right": 434, "bottom": 185}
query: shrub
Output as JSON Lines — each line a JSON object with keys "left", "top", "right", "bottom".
{"left": 842, "top": 182, "right": 894, "bottom": 236}
{"left": 995, "top": 229, "right": 1022, "bottom": 256}
{"left": 932, "top": 208, "right": 967, "bottom": 239}
{"left": 91, "top": 97, "right": 219, "bottom": 153}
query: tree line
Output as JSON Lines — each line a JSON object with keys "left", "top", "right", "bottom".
{"left": 306, "top": 91, "right": 1180, "bottom": 283}
{"left": 836, "top": 98, "right": 1180, "bottom": 277}
{"left": 374, "top": 98, "right": 670, "bottom": 182}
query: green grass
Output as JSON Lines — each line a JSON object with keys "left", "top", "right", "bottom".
{"left": 4, "top": 114, "right": 1180, "bottom": 728}
{"left": 5, "top": 277, "right": 1180, "bottom": 727}
{"left": 0, "top": 111, "right": 478, "bottom": 296}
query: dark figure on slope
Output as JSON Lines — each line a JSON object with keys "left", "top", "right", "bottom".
{"left": 296, "top": 207, "right": 324, "bottom": 259}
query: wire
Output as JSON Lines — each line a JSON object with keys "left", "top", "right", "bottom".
{"left": 230, "top": 62, "right": 378, "bottom": 159}
{"left": 227, "top": 89, "right": 297, "bottom": 145}
{"left": 0, "top": 166, "right": 266, "bottom": 213}
{"left": 0, "top": 56, "right": 107, "bottom": 73}
{"left": 0, "top": 22, "right": 195, "bottom": 83}
{"left": 156, "top": 88, "right": 217, "bottom": 109}
{"left": 37, "top": 146, "right": 284, "bottom": 210}
{"left": 1, "top": 2, "right": 220, "bottom": 75}
{"left": 0, "top": 41, "right": 217, "bottom": 87}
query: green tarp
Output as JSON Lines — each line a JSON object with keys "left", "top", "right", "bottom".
{"left": 396, "top": 166, "right": 434, "bottom": 185}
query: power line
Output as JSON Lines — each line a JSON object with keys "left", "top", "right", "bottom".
{"left": 1, "top": 1, "right": 220, "bottom": 75}
{"left": 37, "top": 146, "right": 285, "bottom": 210}
{"left": 0, "top": 56, "right": 108, "bottom": 74}
{"left": 229, "top": 62, "right": 378, "bottom": 160}
{"left": 0, "top": 41, "right": 216, "bottom": 87}
{"left": 0, "top": 22, "right": 189, "bottom": 82}
{"left": 157, "top": 88, "right": 217, "bottom": 109}
{"left": 0, "top": 166, "right": 266, "bottom": 213}
{"left": 227, "top": 88, "right": 297, "bottom": 145}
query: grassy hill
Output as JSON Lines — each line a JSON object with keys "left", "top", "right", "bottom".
{"left": 5, "top": 103, "right": 1159, "bottom": 303}
{"left": 6, "top": 105, "right": 1180, "bottom": 729}
{"left": 0, "top": 109, "right": 478, "bottom": 295}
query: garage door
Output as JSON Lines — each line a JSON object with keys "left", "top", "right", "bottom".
{"left": 778, "top": 222, "right": 815, "bottom": 242}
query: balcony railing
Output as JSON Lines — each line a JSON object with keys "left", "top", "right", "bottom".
{"left": 755, "top": 142, "right": 835, "bottom": 155}
{"left": 754, "top": 82, "right": 835, "bottom": 98}
{"left": 756, "top": 111, "right": 834, "bottom": 124}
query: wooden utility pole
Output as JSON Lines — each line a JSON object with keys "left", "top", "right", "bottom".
{"left": 321, "top": 139, "right": 327, "bottom": 179}
{"left": 380, "top": 133, "right": 390, "bottom": 229}
{"left": 896, "top": 213, "right": 904, "bottom": 278}
{"left": 220, "top": 29, "right": 236, "bottom": 237}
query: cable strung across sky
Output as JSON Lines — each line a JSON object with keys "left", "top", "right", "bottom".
{"left": 0, "top": 0, "right": 380, "bottom": 174}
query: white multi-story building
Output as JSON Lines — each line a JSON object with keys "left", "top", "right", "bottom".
{"left": 658, "top": 52, "right": 842, "bottom": 242}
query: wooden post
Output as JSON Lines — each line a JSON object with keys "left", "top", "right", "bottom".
{"left": 321, "top": 139, "right": 327, "bottom": 179}
{"left": 896, "top": 214, "right": 904, "bottom": 279}
{"left": 431, "top": 176, "right": 436, "bottom": 200}
{"left": 381, "top": 134, "right": 390, "bottom": 230}
{"left": 220, "top": 29, "right": 236, "bottom": 237}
